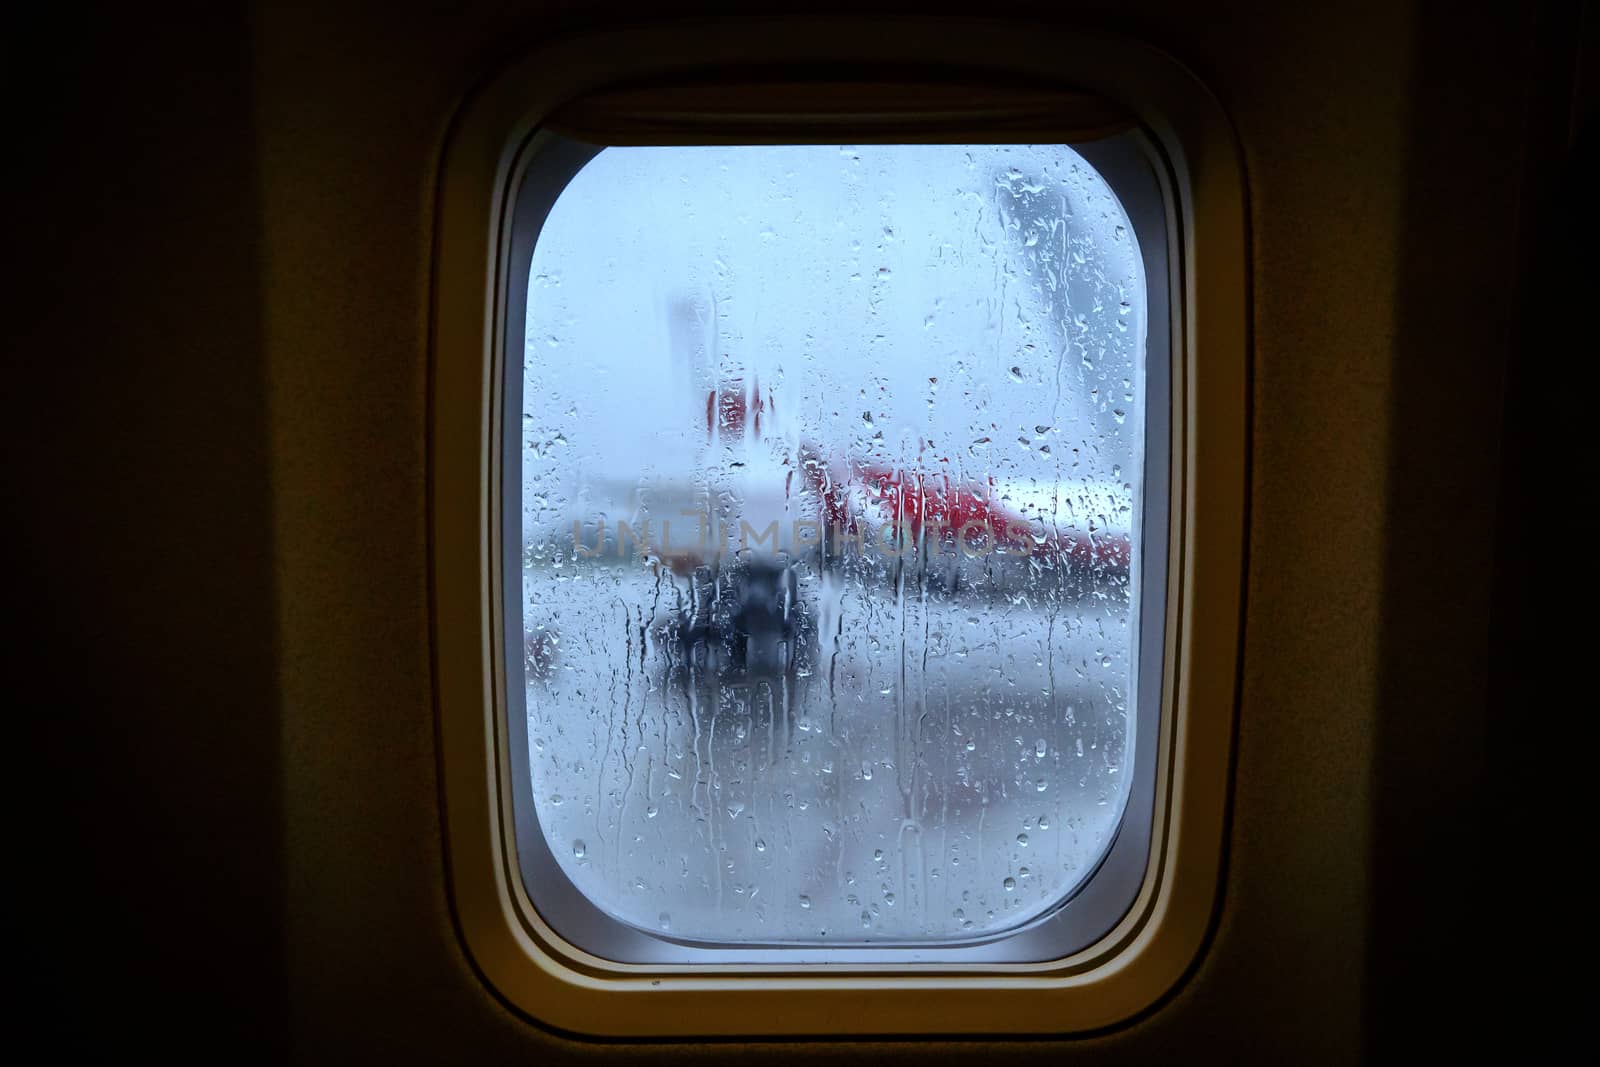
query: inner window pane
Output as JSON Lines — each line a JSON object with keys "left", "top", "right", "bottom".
{"left": 520, "top": 142, "right": 1146, "bottom": 944}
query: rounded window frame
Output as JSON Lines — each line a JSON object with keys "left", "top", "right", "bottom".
{"left": 501, "top": 132, "right": 1170, "bottom": 965}
{"left": 431, "top": 17, "right": 1246, "bottom": 1038}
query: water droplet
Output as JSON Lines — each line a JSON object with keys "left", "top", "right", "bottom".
{"left": 799, "top": 894, "right": 811, "bottom": 909}
{"left": 572, "top": 839, "right": 586, "bottom": 859}
{"left": 1003, "top": 876, "right": 1017, "bottom": 891}
{"left": 658, "top": 912, "right": 671, "bottom": 930}
{"left": 1017, "top": 833, "right": 1030, "bottom": 847}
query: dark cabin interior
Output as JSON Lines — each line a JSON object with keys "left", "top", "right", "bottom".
{"left": 5, "top": 2, "right": 1591, "bottom": 1061}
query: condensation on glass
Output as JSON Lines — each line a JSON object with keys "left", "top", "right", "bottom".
{"left": 519, "top": 143, "right": 1147, "bottom": 944}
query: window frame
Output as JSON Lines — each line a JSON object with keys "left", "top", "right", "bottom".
{"left": 501, "top": 132, "right": 1170, "bottom": 964}
{"left": 431, "top": 16, "right": 1246, "bottom": 1037}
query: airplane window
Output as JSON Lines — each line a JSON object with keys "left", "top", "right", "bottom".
{"left": 516, "top": 142, "right": 1149, "bottom": 946}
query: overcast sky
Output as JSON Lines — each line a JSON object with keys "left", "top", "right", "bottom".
{"left": 523, "top": 142, "right": 1146, "bottom": 543}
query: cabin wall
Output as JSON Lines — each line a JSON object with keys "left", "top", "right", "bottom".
{"left": 9, "top": 1, "right": 1554, "bottom": 1060}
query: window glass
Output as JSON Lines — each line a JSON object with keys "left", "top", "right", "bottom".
{"left": 520, "top": 143, "right": 1146, "bottom": 943}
